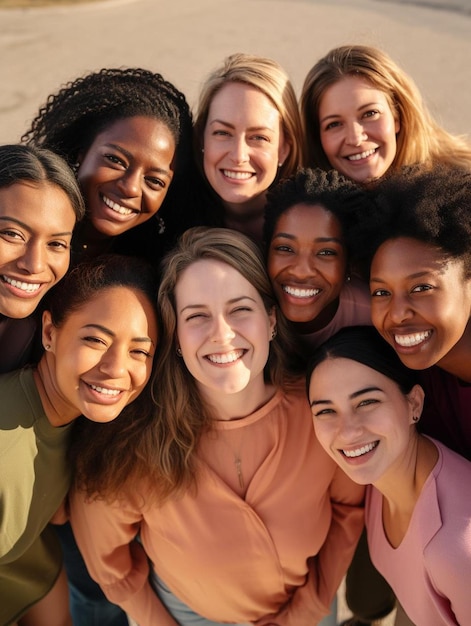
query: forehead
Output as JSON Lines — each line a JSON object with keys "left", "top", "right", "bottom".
{"left": 372, "top": 237, "right": 452, "bottom": 274}
{"left": 92, "top": 115, "right": 176, "bottom": 148}
{"left": 320, "top": 75, "right": 390, "bottom": 108}
{"left": 208, "top": 82, "right": 280, "bottom": 122}
{"left": 176, "top": 258, "right": 260, "bottom": 302}
{"left": 309, "top": 356, "right": 393, "bottom": 394}
{"left": 0, "top": 181, "right": 75, "bottom": 225}
{"left": 275, "top": 202, "right": 342, "bottom": 235}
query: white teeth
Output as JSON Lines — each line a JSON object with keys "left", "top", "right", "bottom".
{"left": 3, "top": 276, "right": 41, "bottom": 292}
{"left": 89, "top": 383, "right": 121, "bottom": 396}
{"left": 207, "top": 350, "right": 244, "bottom": 364}
{"left": 283, "top": 285, "right": 320, "bottom": 298}
{"left": 343, "top": 441, "right": 378, "bottom": 458}
{"left": 223, "top": 170, "right": 253, "bottom": 180}
{"left": 395, "top": 331, "right": 431, "bottom": 347}
{"left": 347, "top": 148, "right": 376, "bottom": 161}
{"left": 102, "top": 195, "right": 133, "bottom": 215}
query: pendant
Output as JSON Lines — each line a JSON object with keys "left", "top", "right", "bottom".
{"left": 235, "top": 458, "right": 244, "bottom": 489}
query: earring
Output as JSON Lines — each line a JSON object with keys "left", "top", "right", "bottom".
{"left": 44, "top": 344, "right": 51, "bottom": 351}
{"left": 412, "top": 415, "right": 420, "bottom": 423}
{"left": 346, "top": 275, "right": 351, "bottom": 283}
{"left": 278, "top": 162, "right": 283, "bottom": 168}
{"left": 271, "top": 327, "right": 277, "bottom": 340}
{"left": 72, "top": 162, "right": 80, "bottom": 174}
{"left": 176, "top": 347, "right": 182, "bottom": 357}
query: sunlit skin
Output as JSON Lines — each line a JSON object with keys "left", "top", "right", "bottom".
{"left": 318, "top": 76, "right": 400, "bottom": 183}
{"left": 0, "top": 182, "right": 76, "bottom": 319}
{"left": 35, "top": 286, "right": 158, "bottom": 426}
{"left": 203, "top": 82, "right": 290, "bottom": 233}
{"left": 175, "top": 259, "right": 276, "bottom": 420}
{"left": 370, "top": 237, "right": 471, "bottom": 380}
{"left": 77, "top": 116, "right": 175, "bottom": 240}
{"left": 309, "top": 357, "right": 423, "bottom": 490}
{"left": 267, "top": 203, "right": 347, "bottom": 333}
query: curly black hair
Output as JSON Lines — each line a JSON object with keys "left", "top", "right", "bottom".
{"left": 263, "top": 167, "right": 373, "bottom": 257}
{"left": 21, "top": 68, "right": 197, "bottom": 258}
{"left": 349, "top": 164, "right": 471, "bottom": 278}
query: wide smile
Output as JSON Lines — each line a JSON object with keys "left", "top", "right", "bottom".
{"left": 2, "top": 275, "right": 42, "bottom": 295}
{"left": 345, "top": 147, "right": 377, "bottom": 162}
{"left": 222, "top": 170, "right": 255, "bottom": 181}
{"left": 340, "top": 440, "right": 379, "bottom": 458}
{"left": 394, "top": 330, "right": 432, "bottom": 348}
{"left": 102, "top": 194, "right": 136, "bottom": 216}
{"left": 205, "top": 349, "right": 246, "bottom": 364}
{"left": 282, "top": 285, "right": 321, "bottom": 299}
{"left": 83, "top": 380, "right": 125, "bottom": 401}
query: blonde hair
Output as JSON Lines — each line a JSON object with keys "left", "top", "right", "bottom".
{"left": 194, "top": 52, "right": 304, "bottom": 181}
{"left": 301, "top": 45, "right": 471, "bottom": 174}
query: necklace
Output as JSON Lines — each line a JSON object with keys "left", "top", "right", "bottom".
{"left": 234, "top": 457, "right": 244, "bottom": 489}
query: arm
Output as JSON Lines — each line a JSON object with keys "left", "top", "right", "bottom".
{"left": 256, "top": 468, "right": 365, "bottom": 626}
{"left": 69, "top": 489, "right": 178, "bottom": 626}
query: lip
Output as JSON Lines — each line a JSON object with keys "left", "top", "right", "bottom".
{"left": 100, "top": 193, "right": 139, "bottom": 221}
{"left": 205, "top": 349, "right": 247, "bottom": 365}
{"left": 391, "top": 329, "right": 433, "bottom": 352}
{"left": 221, "top": 169, "right": 255, "bottom": 182}
{"left": 1, "top": 274, "right": 45, "bottom": 298}
{"left": 344, "top": 147, "right": 378, "bottom": 162}
{"left": 282, "top": 284, "right": 322, "bottom": 300}
{"left": 82, "top": 380, "right": 126, "bottom": 404}
{"left": 339, "top": 440, "right": 379, "bottom": 463}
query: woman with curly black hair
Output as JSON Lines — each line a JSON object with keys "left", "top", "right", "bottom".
{"left": 22, "top": 67, "right": 196, "bottom": 265}
{"left": 353, "top": 164, "right": 471, "bottom": 460}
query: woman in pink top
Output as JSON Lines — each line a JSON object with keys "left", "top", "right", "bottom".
{"left": 307, "top": 325, "right": 471, "bottom": 625}
{"left": 69, "top": 227, "right": 364, "bottom": 626}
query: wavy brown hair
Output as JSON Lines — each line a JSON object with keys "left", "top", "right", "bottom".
{"left": 72, "top": 227, "right": 302, "bottom": 504}
{"left": 301, "top": 45, "right": 471, "bottom": 175}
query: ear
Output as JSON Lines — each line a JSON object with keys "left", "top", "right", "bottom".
{"left": 407, "top": 384, "right": 425, "bottom": 425}
{"left": 41, "top": 310, "right": 57, "bottom": 354}
{"left": 268, "top": 306, "right": 277, "bottom": 340}
{"left": 394, "top": 115, "right": 401, "bottom": 135}
{"left": 278, "top": 133, "right": 291, "bottom": 167}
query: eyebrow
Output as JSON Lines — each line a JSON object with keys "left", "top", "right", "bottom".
{"left": 272, "top": 231, "right": 343, "bottom": 244}
{"left": 82, "top": 324, "right": 155, "bottom": 345}
{"left": 0, "top": 216, "right": 73, "bottom": 237}
{"left": 208, "top": 120, "right": 275, "bottom": 133}
{"left": 370, "top": 270, "right": 432, "bottom": 283}
{"left": 179, "top": 295, "right": 257, "bottom": 315}
{"left": 105, "top": 143, "right": 172, "bottom": 178}
{"left": 310, "top": 386, "right": 382, "bottom": 407}
{"left": 320, "top": 102, "right": 383, "bottom": 125}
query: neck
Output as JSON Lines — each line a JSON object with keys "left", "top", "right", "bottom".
{"left": 201, "top": 379, "right": 276, "bottom": 422}
{"left": 34, "top": 357, "right": 80, "bottom": 427}
{"left": 376, "top": 434, "right": 438, "bottom": 546}
{"left": 436, "top": 323, "right": 471, "bottom": 382}
{"left": 290, "top": 297, "right": 340, "bottom": 335}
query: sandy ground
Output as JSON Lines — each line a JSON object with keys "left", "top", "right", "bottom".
{"left": 0, "top": 0, "right": 470, "bottom": 143}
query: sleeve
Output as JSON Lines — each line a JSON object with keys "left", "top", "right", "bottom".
{"left": 69, "top": 488, "right": 179, "bottom": 626}
{"left": 256, "top": 468, "right": 365, "bottom": 626}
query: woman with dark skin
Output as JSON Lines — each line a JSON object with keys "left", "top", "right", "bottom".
{"left": 22, "top": 67, "right": 196, "bottom": 265}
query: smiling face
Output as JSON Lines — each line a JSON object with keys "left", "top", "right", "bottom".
{"left": 0, "top": 181, "right": 76, "bottom": 319}
{"left": 202, "top": 82, "right": 290, "bottom": 216}
{"left": 77, "top": 116, "right": 175, "bottom": 238}
{"left": 175, "top": 259, "right": 276, "bottom": 412}
{"left": 370, "top": 237, "right": 471, "bottom": 373}
{"left": 318, "top": 75, "right": 400, "bottom": 183}
{"left": 42, "top": 285, "right": 158, "bottom": 425}
{"left": 309, "top": 357, "right": 422, "bottom": 486}
{"left": 267, "top": 203, "right": 347, "bottom": 331}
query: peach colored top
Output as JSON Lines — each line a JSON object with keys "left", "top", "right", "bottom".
{"left": 70, "top": 384, "right": 364, "bottom": 626}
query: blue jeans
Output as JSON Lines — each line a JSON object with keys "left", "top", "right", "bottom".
{"left": 55, "top": 522, "right": 128, "bottom": 626}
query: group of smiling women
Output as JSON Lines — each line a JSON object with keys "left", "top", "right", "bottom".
{"left": 0, "top": 43, "right": 470, "bottom": 626}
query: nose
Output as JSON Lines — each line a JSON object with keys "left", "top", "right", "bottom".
{"left": 229, "top": 136, "right": 250, "bottom": 165}
{"left": 98, "top": 345, "right": 128, "bottom": 379}
{"left": 210, "top": 314, "right": 235, "bottom": 343}
{"left": 345, "top": 121, "right": 367, "bottom": 147}
{"left": 337, "top": 412, "right": 364, "bottom": 440}
{"left": 116, "top": 167, "right": 141, "bottom": 197}
{"left": 387, "top": 293, "right": 414, "bottom": 325}
{"left": 17, "top": 240, "right": 46, "bottom": 275}
{"left": 289, "top": 253, "right": 317, "bottom": 280}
